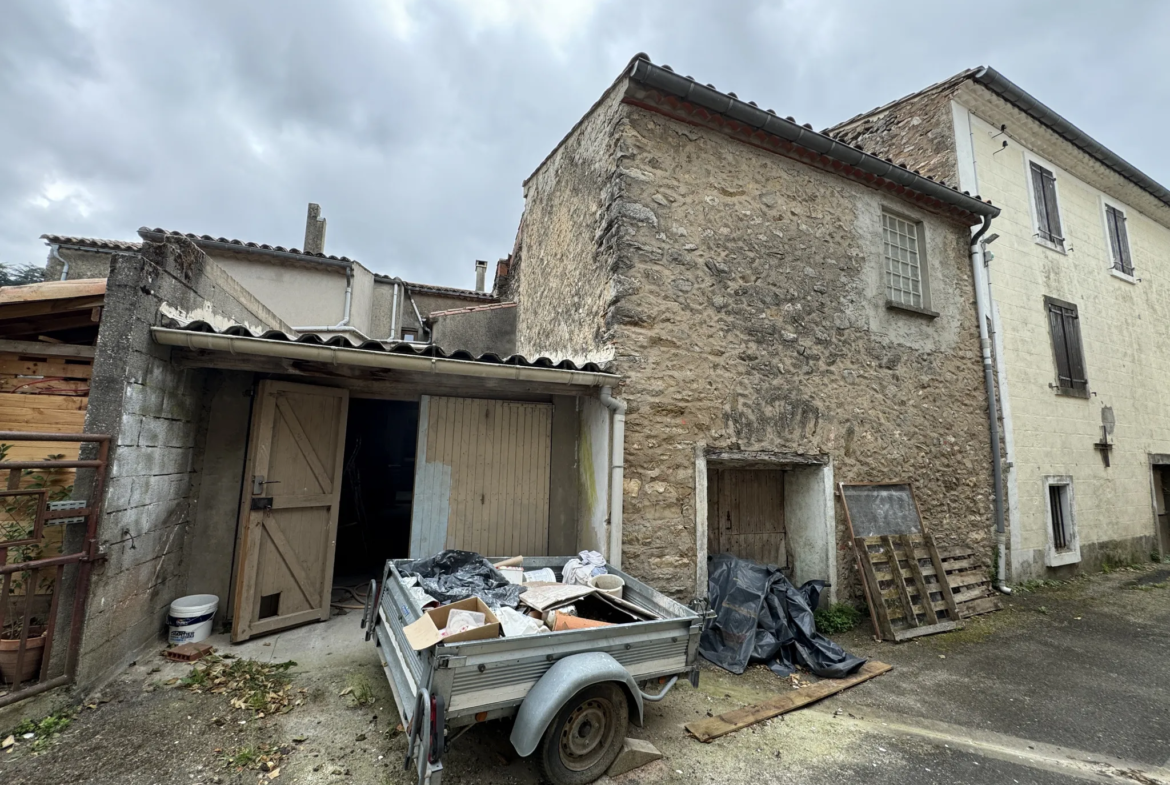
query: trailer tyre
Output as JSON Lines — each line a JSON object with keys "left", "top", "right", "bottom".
{"left": 536, "top": 682, "right": 628, "bottom": 785}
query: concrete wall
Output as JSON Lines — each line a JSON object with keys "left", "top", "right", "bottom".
{"left": 77, "top": 238, "right": 284, "bottom": 690}
{"left": 184, "top": 371, "right": 254, "bottom": 624}
{"left": 515, "top": 83, "right": 995, "bottom": 600}
{"left": 430, "top": 303, "right": 517, "bottom": 357}
{"left": 210, "top": 251, "right": 357, "bottom": 332}
{"left": 955, "top": 98, "right": 1170, "bottom": 578}
{"left": 47, "top": 247, "right": 115, "bottom": 281}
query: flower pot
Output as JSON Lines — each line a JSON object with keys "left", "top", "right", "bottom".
{"left": 0, "top": 628, "right": 46, "bottom": 685}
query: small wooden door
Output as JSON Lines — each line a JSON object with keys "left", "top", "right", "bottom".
{"left": 707, "top": 468, "right": 787, "bottom": 568}
{"left": 232, "top": 381, "right": 349, "bottom": 642}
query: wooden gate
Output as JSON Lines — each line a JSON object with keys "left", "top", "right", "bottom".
{"left": 707, "top": 469, "right": 787, "bottom": 568}
{"left": 232, "top": 381, "right": 348, "bottom": 642}
{"left": 410, "top": 396, "right": 552, "bottom": 558}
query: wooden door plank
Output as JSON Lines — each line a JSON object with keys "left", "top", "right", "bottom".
{"left": 261, "top": 514, "right": 318, "bottom": 604}
{"left": 275, "top": 396, "right": 332, "bottom": 494}
{"left": 232, "top": 380, "right": 279, "bottom": 642}
{"left": 900, "top": 535, "right": 938, "bottom": 625}
{"left": 685, "top": 661, "right": 893, "bottom": 742}
{"left": 317, "top": 388, "right": 348, "bottom": 620}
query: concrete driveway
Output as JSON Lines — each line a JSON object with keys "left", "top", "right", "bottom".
{"left": 2, "top": 563, "right": 1168, "bottom": 784}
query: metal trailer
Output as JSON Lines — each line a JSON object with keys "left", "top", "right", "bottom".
{"left": 362, "top": 557, "right": 703, "bottom": 785}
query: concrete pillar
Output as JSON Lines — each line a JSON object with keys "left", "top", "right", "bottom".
{"left": 304, "top": 203, "right": 327, "bottom": 255}
{"left": 475, "top": 260, "right": 488, "bottom": 292}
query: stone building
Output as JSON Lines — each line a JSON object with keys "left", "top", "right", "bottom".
{"left": 829, "top": 67, "right": 1170, "bottom": 580}
{"left": 506, "top": 56, "right": 1003, "bottom": 600}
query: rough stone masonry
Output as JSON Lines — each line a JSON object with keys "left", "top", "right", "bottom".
{"left": 512, "top": 73, "right": 996, "bottom": 600}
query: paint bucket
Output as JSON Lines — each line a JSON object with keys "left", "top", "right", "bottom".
{"left": 167, "top": 594, "right": 219, "bottom": 645}
{"left": 589, "top": 574, "right": 625, "bottom": 599}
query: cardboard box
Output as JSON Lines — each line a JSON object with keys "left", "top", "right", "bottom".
{"left": 403, "top": 598, "right": 501, "bottom": 650}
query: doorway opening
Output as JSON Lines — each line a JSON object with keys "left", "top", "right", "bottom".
{"left": 334, "top": 399, "right": 419, "bottom": 581}
{"left": 1152, "top": 463, "right": 1170, "bottom": 557}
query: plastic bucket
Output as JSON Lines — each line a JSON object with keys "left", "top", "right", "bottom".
{"left": 167, "top": 594, "right": 219, "bottom": 645}
{"left": 589, "top": 574, "right": 625, "bottom": 599}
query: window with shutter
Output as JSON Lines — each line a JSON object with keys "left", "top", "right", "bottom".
{"left": 1105, "top": 204, "right": 1133, "bottom": 275}
{"left": 1045, "top": 296, "right": 1088, "bottom": 397}
{"left": 1030, "top": 162, "right": 1064, "bottom": 250}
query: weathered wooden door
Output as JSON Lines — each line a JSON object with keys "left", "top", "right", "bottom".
{"left": 232, "top": 381, "right": 349, "bottom": 642}
{"left": 707, "top": 469, "right": 787, "bottom": 568}
{"left": 410, "top": 396, "right": 552, "bottom": 558}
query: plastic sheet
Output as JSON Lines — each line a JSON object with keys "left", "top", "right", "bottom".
{"left": 699, "top": 553, "right": 866, "bottom": 679}
{"left": 400, "top": 550, "right": 526, "bottom": 609}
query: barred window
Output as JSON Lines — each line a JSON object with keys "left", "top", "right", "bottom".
{"left": 882, "top": 212, "right": 926, "bottom": 308}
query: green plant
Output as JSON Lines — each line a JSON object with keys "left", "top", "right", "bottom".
{"left": 9, "top": 708, "right": 76, "bottom": 751}
{"left": 814, "top": 603, "right": 862, "bottom": 635}
{"left": 341, "top": 672, "right": 374, "bottom": 707}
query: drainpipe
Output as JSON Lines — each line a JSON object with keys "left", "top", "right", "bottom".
{"left": 970, "top": 215, "right": 1012, "bottom": 595}
{"left": 389, "top": 280, "right": 400, "bottom": 340}
{"left": 600, "top": 386, "right": 626, "bottom": 569}
{"left": 50, "top": 244, "right": 69, "bottom": 281}
{"left": 405, "top": 284, "right": 428, "bottom": 343}
{"left": 293, "top": 263, "right": 372, "bottom": 341}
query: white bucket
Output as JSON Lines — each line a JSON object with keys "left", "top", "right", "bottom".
{"left": 589, "top": 574, "right": 625, "bottom": 599}
{"left": 167, "top": 594, "right": 219, "bottom": 645}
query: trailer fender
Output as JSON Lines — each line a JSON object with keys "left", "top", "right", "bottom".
{"left": 509, "top": 652, "right": 644, "bottom": 758}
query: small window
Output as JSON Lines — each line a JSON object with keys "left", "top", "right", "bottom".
{"left": 1030, "top": 161, "right": 1064, "bottom": 250}
{"left": 1048, "top": 483, "right": 1071, "bottom": 551}
{"left": 1104, "top": 204, "right": 1133, "bottom": 275}
{"left": 882, "top": 212, "right": 929, "bottom": 310}
{"left": 1045, "top": 296, "right": 1088, "bottom": 397}
{"left": 401, "top": 329, "right": 417, "bottom": 342}
{"left": 1043, "top": 476, "right": 1079, "bottom": 566}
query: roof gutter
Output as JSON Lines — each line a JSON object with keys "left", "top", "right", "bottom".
{"left": 628, "top": 58, "right": 1000, "bottom": 220}
{"left": 151, "top": 327, "right": 616, "bottom": 387}
{"left": 972, "top": 67, "right": 1170, "bottom": 209}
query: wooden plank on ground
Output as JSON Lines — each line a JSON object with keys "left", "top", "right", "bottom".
{"left": 958, "top": 595, "right": 1004, "bottom": 618}
{"left": 684, "top": 661, "right": 893, "bottom": 742}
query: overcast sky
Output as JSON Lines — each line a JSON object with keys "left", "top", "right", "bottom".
{"left": 3, "top": 0, "right": 1167, "bottom": 288}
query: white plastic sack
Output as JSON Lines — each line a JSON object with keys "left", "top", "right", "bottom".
{"left": 497, "top": 606, "right": 547, "bottom": 637}
{"left": 523, "top": 568, "right": 557, "bottom": 583}
{"left": 401, "top": 575, "right": 438, "bottom": 608}
{"left": 442, "top": 609, "right": 485, "bottom": 637}
{"left": 562, "top": 550, "right": 607, "bottom": 586}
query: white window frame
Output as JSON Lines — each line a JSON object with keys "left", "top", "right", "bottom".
{"left": 1100, "top": 196, "right": 1137, "bottom": 283}
{"left": 1022, "top": 151, "right": 1068, "bottom": 254}
{"left": 881, "top": 209, "right": 933, "bottom": 314}
{"left": 1043, "top": 476, "right": 1080, "bottom": 567}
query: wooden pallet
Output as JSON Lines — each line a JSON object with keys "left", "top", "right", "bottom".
{"left": 853, "top": 535, "right": 1003, "bottom": 642}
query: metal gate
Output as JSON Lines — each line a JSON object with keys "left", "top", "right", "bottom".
{"left": 0, "top": 430, "right": 109, "bottom": 708}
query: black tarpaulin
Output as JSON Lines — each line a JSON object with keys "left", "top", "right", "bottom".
{"left": 699, "top": 553, "right": 866, "bottom": 679}
{"left": 399, "top": 549, "right": 526, "bottom": 609}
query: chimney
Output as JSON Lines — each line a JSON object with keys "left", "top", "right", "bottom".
{"left": 304, "top": 203, "right": 327, "bottom": 255}
{"left": 475, "top": 260, "right": 488, "bottom": 292}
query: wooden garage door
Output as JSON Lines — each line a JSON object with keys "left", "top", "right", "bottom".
{"left": 232, "top": 381, "right": 348, "bottom": 642}
{"left": 410, "top": 396, "right": 552, "bottom": 558}
{"left": 707, "top": 469, "right": 787, "bottom": 568}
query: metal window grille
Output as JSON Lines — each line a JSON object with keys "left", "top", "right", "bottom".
{"left": 883, "top": 213, "right": 922, "bottom": 308}
{"left": 1049, "top": 484, "right": 1070, "bottom": 551}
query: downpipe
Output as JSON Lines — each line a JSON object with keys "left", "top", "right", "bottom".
{"left": 293, "top": 263, "right": 373, "bottom": 342}
{"left": 50, "top": 244, "right": 70, "bottom": 280}
{"left": 970, "top": 215, "right": 1012, "bottom": 596}
{"left": 600, "top": 386, "right": 626, "bottom": 569}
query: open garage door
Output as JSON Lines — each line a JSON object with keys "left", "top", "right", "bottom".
{"left": 410, "top": 396, "right": 552, "bottom": 558}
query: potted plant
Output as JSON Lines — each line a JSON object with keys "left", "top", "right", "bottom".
{"left": 0, "top": 616, "right": 47, "bottom": 685}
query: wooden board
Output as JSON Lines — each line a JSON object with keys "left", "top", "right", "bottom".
{"left": 707, "top": 468, "right": 787, "bottom": 567}
{"left": 684, "top": 661, "right": 893, "bottom": 742}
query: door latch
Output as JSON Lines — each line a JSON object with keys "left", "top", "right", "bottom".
{"left": 252, "top": 475, "right": 281, "bottom": 495}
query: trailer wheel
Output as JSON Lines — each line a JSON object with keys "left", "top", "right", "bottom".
{"left": 535, "top": 682, "right": 628, "bottom": 785}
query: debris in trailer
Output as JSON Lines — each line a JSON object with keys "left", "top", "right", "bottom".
{"left": 399, "top": 549, "right": 525, "bottom": 608}
{"left": 684, "top": 660, "right": 893, "bottom": 742}
{"left": 562, "top": 549, "right": 607, "bottom": 586}
{"left": 700, "top": 553, "right": 867, "bottom": 678}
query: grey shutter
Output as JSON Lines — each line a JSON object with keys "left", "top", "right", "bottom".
{"left": 1115, "top": 209, "right": 1133, "bottom": 273}
{"left": 1106, "top": 206, "right": 1122, "bottom": 266}
{"left": 1063, "top": 309, "right": 1087, "bottom": 390}
{"left": 1048, "top": 304, "right": 1072, "bottom": 388}
{"left": 1031, "top": 164, "right": 1051, "bottom": 241}
{"left": 1041, "top": 170, "right": 1062, "bottom": 243}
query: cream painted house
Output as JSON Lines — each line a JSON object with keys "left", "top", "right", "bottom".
{"left": 832, "top": 68, "right": 1170, "bottom": 580}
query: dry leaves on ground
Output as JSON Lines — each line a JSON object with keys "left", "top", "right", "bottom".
{"left": 176, "top": 655, "right": 305, "bottom": 717}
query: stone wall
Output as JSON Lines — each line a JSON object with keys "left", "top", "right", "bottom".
{"left": 515, "top": 84, "right": 995, "bottom": 600}
{"left": 47, "top": 247, "right": 115, "bottom": 281}
{"left": 76, "top": 238, "right": 283, "bottom": 690}
{"left": 429, "top": 302, "right": 517, "bottom": 357}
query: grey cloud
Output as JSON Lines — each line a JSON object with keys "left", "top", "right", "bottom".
{"left": 2, "top": 0, "right": 1167, "bottom": 290}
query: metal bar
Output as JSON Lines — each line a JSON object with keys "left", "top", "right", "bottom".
{"left": 0, "top": 674, "right": 69, "bottom": 709}
{"left": 0, "top": 461, "right": 104, "bottom": 470}
{"left": 13, "top": 568, "right": 35, "bottom": 688}
{"left": 0, "top": 552, "right": 85, "bottom": 576}
{"left": 66, "top": 437, "right": 109, "bottom": 679}
{"left": 0, "top": 432, "right": 110, "bottom": 443}
{"left": 0, "top": 570, "right": 9, "bottom": 640}
{"left": 38, "top": 563, "right": 66, "bottom": 682}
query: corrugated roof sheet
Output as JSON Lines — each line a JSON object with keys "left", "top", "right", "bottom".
{"left": 138, "top": 227, "right": 358, "bottom": 264}
{"left": 161, "top": 317, "right": 608, "bottom": 373}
